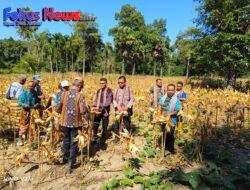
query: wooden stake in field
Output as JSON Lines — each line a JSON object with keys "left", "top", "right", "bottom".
{"left": 186, "top": 108, "right": 192, "bottom": 130}
{"left": 242, "top": 106, "right": 250, "bottom": 128}
{"left": 50, "top": 116, "right": 54, "bottom": 151}
{"left": 28, "top": 110, "right": 34, "bottom": 144}
{"left": 37, "top": 123, "right": 43, "bottom": 177}
{"left": 87, "top": 111, "right": 95, "bottom": 160}
{"left": 215, "top": 106, "right": 219, "bottom": 127}
{"left": 162, "top": 127, "right": 166, "bottom": 157}
{"left": 226, "top": 111, "right": 233, "bottom": 127}
{"left": 242, "top": 106, "right": 245, "bottom": 128}
{"left": 248, "top": 107, "right": 250, "bottom": 127}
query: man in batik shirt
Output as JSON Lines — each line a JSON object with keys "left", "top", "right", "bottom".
{"left": 57, "top": 79, "right": 87, "bottom": 174}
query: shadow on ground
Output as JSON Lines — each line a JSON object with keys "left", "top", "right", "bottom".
{"left": 176, "top": 125, "right": 250, "bottom": 189}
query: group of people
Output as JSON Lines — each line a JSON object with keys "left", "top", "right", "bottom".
{"left": 6, "top": 75, "right": 187, "bottom": 174}
{"left": 6, "top": 75, "right": 44, "bottom": 143}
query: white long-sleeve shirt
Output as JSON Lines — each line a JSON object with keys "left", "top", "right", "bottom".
{"left": 6, "top": 82, "right": 24, "bottom": 99}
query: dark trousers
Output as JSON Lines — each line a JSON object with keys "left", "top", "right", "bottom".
{"left": 61, "top": 126, "right": 81, "bottom": 162}
{"left": 114, "top": 116, "right": 131, "bottom": 134}
{"left": 162, "top": 125, "right": 175, "bottom": 153}
{"left": 93, "top": 113, "right": 109, "bottom": 142}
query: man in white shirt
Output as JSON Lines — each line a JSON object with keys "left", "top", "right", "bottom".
{"left": 6, "top": 75, "right": 27, "bottom": 100}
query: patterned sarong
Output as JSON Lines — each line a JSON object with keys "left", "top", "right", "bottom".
{"left": 19, "top": 108, "right": 30, "bottom": 137}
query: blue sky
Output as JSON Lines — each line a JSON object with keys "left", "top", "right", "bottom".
{"left": 0, "top": 0, "right": 197, "bottom": 44}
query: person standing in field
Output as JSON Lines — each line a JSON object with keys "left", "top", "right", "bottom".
{"left": 113, "top": 76, "right": 134, "bottom": 143}
{"left": 55, "top": 80, "right": 70, "bottom": 105}
{"left": 158, "top": 83, "right": 181, "bottom": 154}
{"left": 46, "top": 80, "right": 70, "bottom": 109}
{"left": 33, "top": 74, "right": 45, "bottom": 118}
{"left": 175, "top": 81, "right": 188, "bottom": 133}
{"left": 17, "top": 81, "right": 39, "bottom": 146}
{"left": 148, "top": 79, "right": 165, "bottom": 121}
{"left": 33, "top": 74, "right": 44, "bottom": 102}
{"left": 176, "top": 81, "right": 187, "bottom": 104}
{"left": 57, "top": 79, "right": 87, "bottom": 174}
{"left": 6, "top": 75, "right": 27, "bottom": 100}
{"left": 149, "top": 79, "right": 165, "bottom": 108}
{"left": 6, "top": 75, "right": 27, "bottom": 143}
{"left": 92, "top": 78, "right": 113, "bottom": 147}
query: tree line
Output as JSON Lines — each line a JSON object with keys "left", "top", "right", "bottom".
{"left": 0, "top": 0, "right": 249, "bottom": 87}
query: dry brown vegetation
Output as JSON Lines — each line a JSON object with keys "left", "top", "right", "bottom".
{"left": 0, "top": 73, "right": 249, "bottom": 190}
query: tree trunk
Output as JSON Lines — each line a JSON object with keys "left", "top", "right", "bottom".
{"left": 185, "top": 56, "right": 190, "bottom": 82}
{"left": 71, "top": 52, "right": 74, "bottom": 72}
{"left": 91, "top": 56, "right": 93, "bottom": 75}
{"left": 55, "top": 50, "right": 58, "bottom": 73}
{"left": 27, "top": 41, "right": 31, "bottom": 55}
{"left": 168, "top": 62, "right": 171, "bottom": 76}
{"left": 108, "top": 63, "right": 111, "bottom": 74}
{"left": 160, "top": 65, "right": 163, "bottom": 77}
{"left": 82, "top": 45, "right": 85, "bottom": 77}
{"left": 153, "top": 60, "right": 156, "bottom": 76}
{"left": 59, "top": 58, "right": 62, "bottom": 72}
{"left": 112, "top": 60, "right": 116, "bottom": 74}
{"left": 225, "top": 72, "right": 237, "bottom": 89}
{"left": 59, "top": 51, "right": 62, "bottom": 72}
{"left": 104, "top": 59, "right": 108, "bottom": 75}
{"left": 19, "top": 48, "right": 23, "bottom": 61}
{"left": 41, "top": 47, "right": 44, "bottom": 62}
{"left": 121, "top": 58, "right": 125, "bottom": 75}
{"left": 50, "top": 55, "right": 53, "bottom": 74}
{"left": 132, "top": 61, "right": 136, "bottom": 75}
{"left": 76, "top": 60, "right": 79, "bottom": 72}
{"left": 107, "top": 59, "right": 110, "bottom": 74}
{"left": 65, "top": 46, "right": 68, "bottom": 72}
{"left": 55, "top": 60, "right": 58, "bottom": 73}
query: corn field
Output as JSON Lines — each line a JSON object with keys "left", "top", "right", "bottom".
{"left": 0, "top": 73, "right": 249, "bottom": 190}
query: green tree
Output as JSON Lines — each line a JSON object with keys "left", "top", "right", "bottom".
{"left": 73, "top": 12, "right": 102, "bottom": 76}
{"left": 103, "top": 42, "right": 114, "bottom": 74}
{"left": 16, "top": 7, "right": 39, "bottom": 54}
{"left": 174, "top": 28, "right": 203, "bottom": 81}
{"left": 109, "top": 4, "right": 145, "bottom": 75}
{"left": 193, "top": 0, "right": 250, "bottom": 87}
{"left": 20, "top": 53, "right": 41, "bottom": 73}
{"left": 148, "top": 19, "right": 170, "bottom": 76}
{"left": 0, "top": 38, "right": 26, "bottom": 69}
